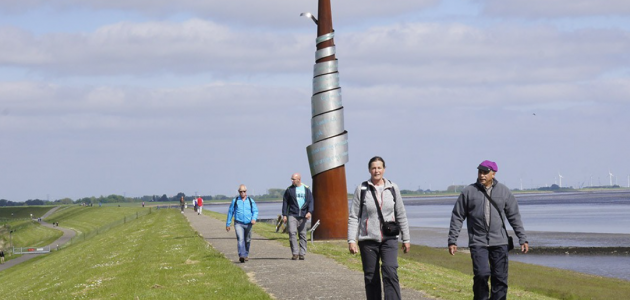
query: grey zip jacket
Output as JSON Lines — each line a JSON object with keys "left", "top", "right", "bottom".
{"left": 348, "top": 178, "right": 410, "bottom": 244}
{"left": 448, "top": 179, "right": 528, "bottom": 247}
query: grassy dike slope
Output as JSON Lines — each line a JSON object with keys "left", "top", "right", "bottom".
{"left": 0, "top": 209, "right": 271, "bottom": 299}
{"left": 1, "top": 219, "right": 62, "bottom": 249}
{"left": 45, "top": 206, "right": 146, "bottom": 234}
{"left": 1, "top": 207, "right": 63, "bottom": 256}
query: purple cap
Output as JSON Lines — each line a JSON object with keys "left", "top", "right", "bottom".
{"left": 477, "top": 160, "right": 498, "bottom": 172}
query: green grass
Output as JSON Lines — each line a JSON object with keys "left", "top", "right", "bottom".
{"left": 0, "top": 220, "right": 62, "bottom": 263}
{"left": 4, "top": 219, "right": 63, "bottom": 248}
{"left": 0, "top": 209, "right": 272, "bottom": 299}
{"left": 1, "top": 207, "right": 64, "bottom": 263}
{"left": 45, "top": 206, "right": 146, "bottom": 235}
{"left": 0, "top": 206, "right": 57, "bottom": 220}
{"left": 207, "top": 210, "right": 630, "bottom": 300}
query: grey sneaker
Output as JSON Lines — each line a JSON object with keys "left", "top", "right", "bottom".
{"left": 291, "top": 255, "right": 298, "bottom": 260}
{"left": 299, "top": 255, "right": 305, "bottom": 260}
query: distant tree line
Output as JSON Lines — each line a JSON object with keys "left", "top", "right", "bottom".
{"left": 537, "top": 184, "right": 620, "bottom": 191}
{"left": 4, "top": 183, "right": 627, "bottom": 206}
{"left": 580, "top": 185, "right": 620, "bottom": 189}
{"left": 0, "top": 188, "right": 292, "bottom": 206}
{"left": 0, "top": 199, "right": 49, "bottom": 206}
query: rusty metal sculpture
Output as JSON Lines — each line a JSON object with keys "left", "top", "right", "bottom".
{"left": 302, "top": 1, "right": 349, "bottom": 240}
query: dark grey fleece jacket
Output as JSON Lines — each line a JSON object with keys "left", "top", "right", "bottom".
{"left": 448, "top": 179, "right": 528, "bottom": 247}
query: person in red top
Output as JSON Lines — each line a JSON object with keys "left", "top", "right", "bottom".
{"left": 197, "top": 197, "right": 203, "bottom": 215}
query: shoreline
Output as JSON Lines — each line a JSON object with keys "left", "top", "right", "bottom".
{"left": 407, "top": 226, "right": 630, "bottom": 249}
{"left": 513, "top": 246, "right": 630, "bottom": 255}
{"left": 257, "top": 219, "right": 630, "bottom": 256}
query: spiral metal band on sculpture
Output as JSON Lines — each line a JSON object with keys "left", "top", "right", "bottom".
{"left": 307, "top": 31, "right": 349, "bottom": 176}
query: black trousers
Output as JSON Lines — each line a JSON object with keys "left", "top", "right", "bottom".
{"left": 358, "top": 238, "right": 401, "bottom": 300}
{"left": 470, "top": 245, "right": 509, "bottom": 300}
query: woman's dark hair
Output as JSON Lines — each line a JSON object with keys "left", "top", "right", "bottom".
{"left": 368, "top": 156, "right": 386, "bottom": 169}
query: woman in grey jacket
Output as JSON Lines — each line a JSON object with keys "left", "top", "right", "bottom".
{"left": 348, "top": 156, "right": 410, "bottom": 300}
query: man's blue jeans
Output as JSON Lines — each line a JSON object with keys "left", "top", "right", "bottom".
{"left": 234, "top": 222, "right": 253, "bottom": 258}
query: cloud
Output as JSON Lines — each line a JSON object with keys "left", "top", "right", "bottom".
{"left": 0, "top": 27, "right": 51, "bottom": 65}
{"left": 0, "top": 80, "right": 308, "bottom": 131}
{"left": 339, "top": 22, "right": 630, "bottom": 86}
{"left": 480, "top": 0, "right": 630, "bottom": 18}
{"left": 0, "top": 0, "right": 440, "bottom": 26}
{"left": 0, "top": 19, "right": 314, "bottom": 77}
{"left": 1, "top": 76, "right": 629, "bottom": 200}
{"left": 3, "top": 18, "right": 630, "bottom": 93}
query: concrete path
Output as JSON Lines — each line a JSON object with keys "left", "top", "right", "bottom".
{"left": 183, "top": 208, "right": 433, "bottom": 300}
{"left": 0, "top": 206, "right": 76, "bottom": 272}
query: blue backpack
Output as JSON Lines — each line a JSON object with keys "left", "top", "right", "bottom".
{"left": 232, "top": 197, "right": 253, "bottom": 214}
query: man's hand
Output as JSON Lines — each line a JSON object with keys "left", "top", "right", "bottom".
{"left": 305, "top": 212, "right": 312, "bottom": 220}
{"left": 282, "top": 216, "right": 287, "bottom": 223}
{"left": 251, "top": 220, "right": 256, "bottom": 225}
{"left": 521, "top": 242, "right": 529, "bottom": 254}
{"left": 402, "top": 243, "right": 410, "bottom": 253}
{"left": 348, "top": 242, "right": 358, "bottom": 254}
{"left": 226, "top": 226, "right": 230, "bottom": 232}
{"left": 448, "top": 244, "right": 457, "bottom": 255}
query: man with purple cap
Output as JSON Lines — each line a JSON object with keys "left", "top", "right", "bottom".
{"left": 448, "top": 160, "right": 529, "bottom": 300}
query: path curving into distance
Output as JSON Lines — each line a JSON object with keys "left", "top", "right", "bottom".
{"left": 0, "top": 206, "right": 76, "bottom": 272}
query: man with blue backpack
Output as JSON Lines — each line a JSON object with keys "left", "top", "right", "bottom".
{"left": 226, "top": 184, "right": 259, "bottom": 263}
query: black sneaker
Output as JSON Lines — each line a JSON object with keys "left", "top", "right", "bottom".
{"left": 291, "top": 255, "right": 298, "bottom": 260}
{"left": 299, "top": 255, "right": 305, "bottom": 260}
{"left": 239, "top": 257, "right": 245, "bottom": 263}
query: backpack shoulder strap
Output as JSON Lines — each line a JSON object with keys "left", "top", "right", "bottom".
{"left": 388, "top": 179, "right": 396, "bottom": 203}
{"left": 390, "top": 180, "right": 398, "bottom": 221}
{"left": 248, "top": 197, "right": 253, "bottom": 214}
{"left": 358, "top": 181, "right": 368, "bottom": 219}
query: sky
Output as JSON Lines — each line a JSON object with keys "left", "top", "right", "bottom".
{"left": 1, "top": 0, "right": 630, "bottom": 201}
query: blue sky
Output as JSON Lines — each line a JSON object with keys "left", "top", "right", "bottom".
{"left": 1, "top": 0, "right": 630, "bottom": 201}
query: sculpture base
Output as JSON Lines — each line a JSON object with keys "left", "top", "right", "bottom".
{"left": 311, "top": 165, "right": 349, "bottom": 240}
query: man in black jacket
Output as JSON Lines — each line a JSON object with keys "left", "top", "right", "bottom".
{"left": 282, "top": 173, "right": 314, "bottom": 260}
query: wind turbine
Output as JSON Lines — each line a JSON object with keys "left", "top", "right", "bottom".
{"left": 609, "top": 170, "right": 614, "bottom": 186}
{"left": 558, "top": 172, "right": 563, "bottom": 188}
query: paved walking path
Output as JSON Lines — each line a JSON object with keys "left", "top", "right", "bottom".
{"left": 0, "top": 206, "right": 76, "bottom": 272}
{"left": 183, "top": 208, "right": 433, "bottom": 300}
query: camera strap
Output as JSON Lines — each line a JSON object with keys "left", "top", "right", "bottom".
{"left": 480, "top": 187, "right": 509, "bottom": 237}
{"left": 368, "top": 184, "right": 397, "bottom": 225}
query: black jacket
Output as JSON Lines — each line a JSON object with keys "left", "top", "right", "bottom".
{"left": 282, "top": 184, "right": 314, "bottom": 218}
